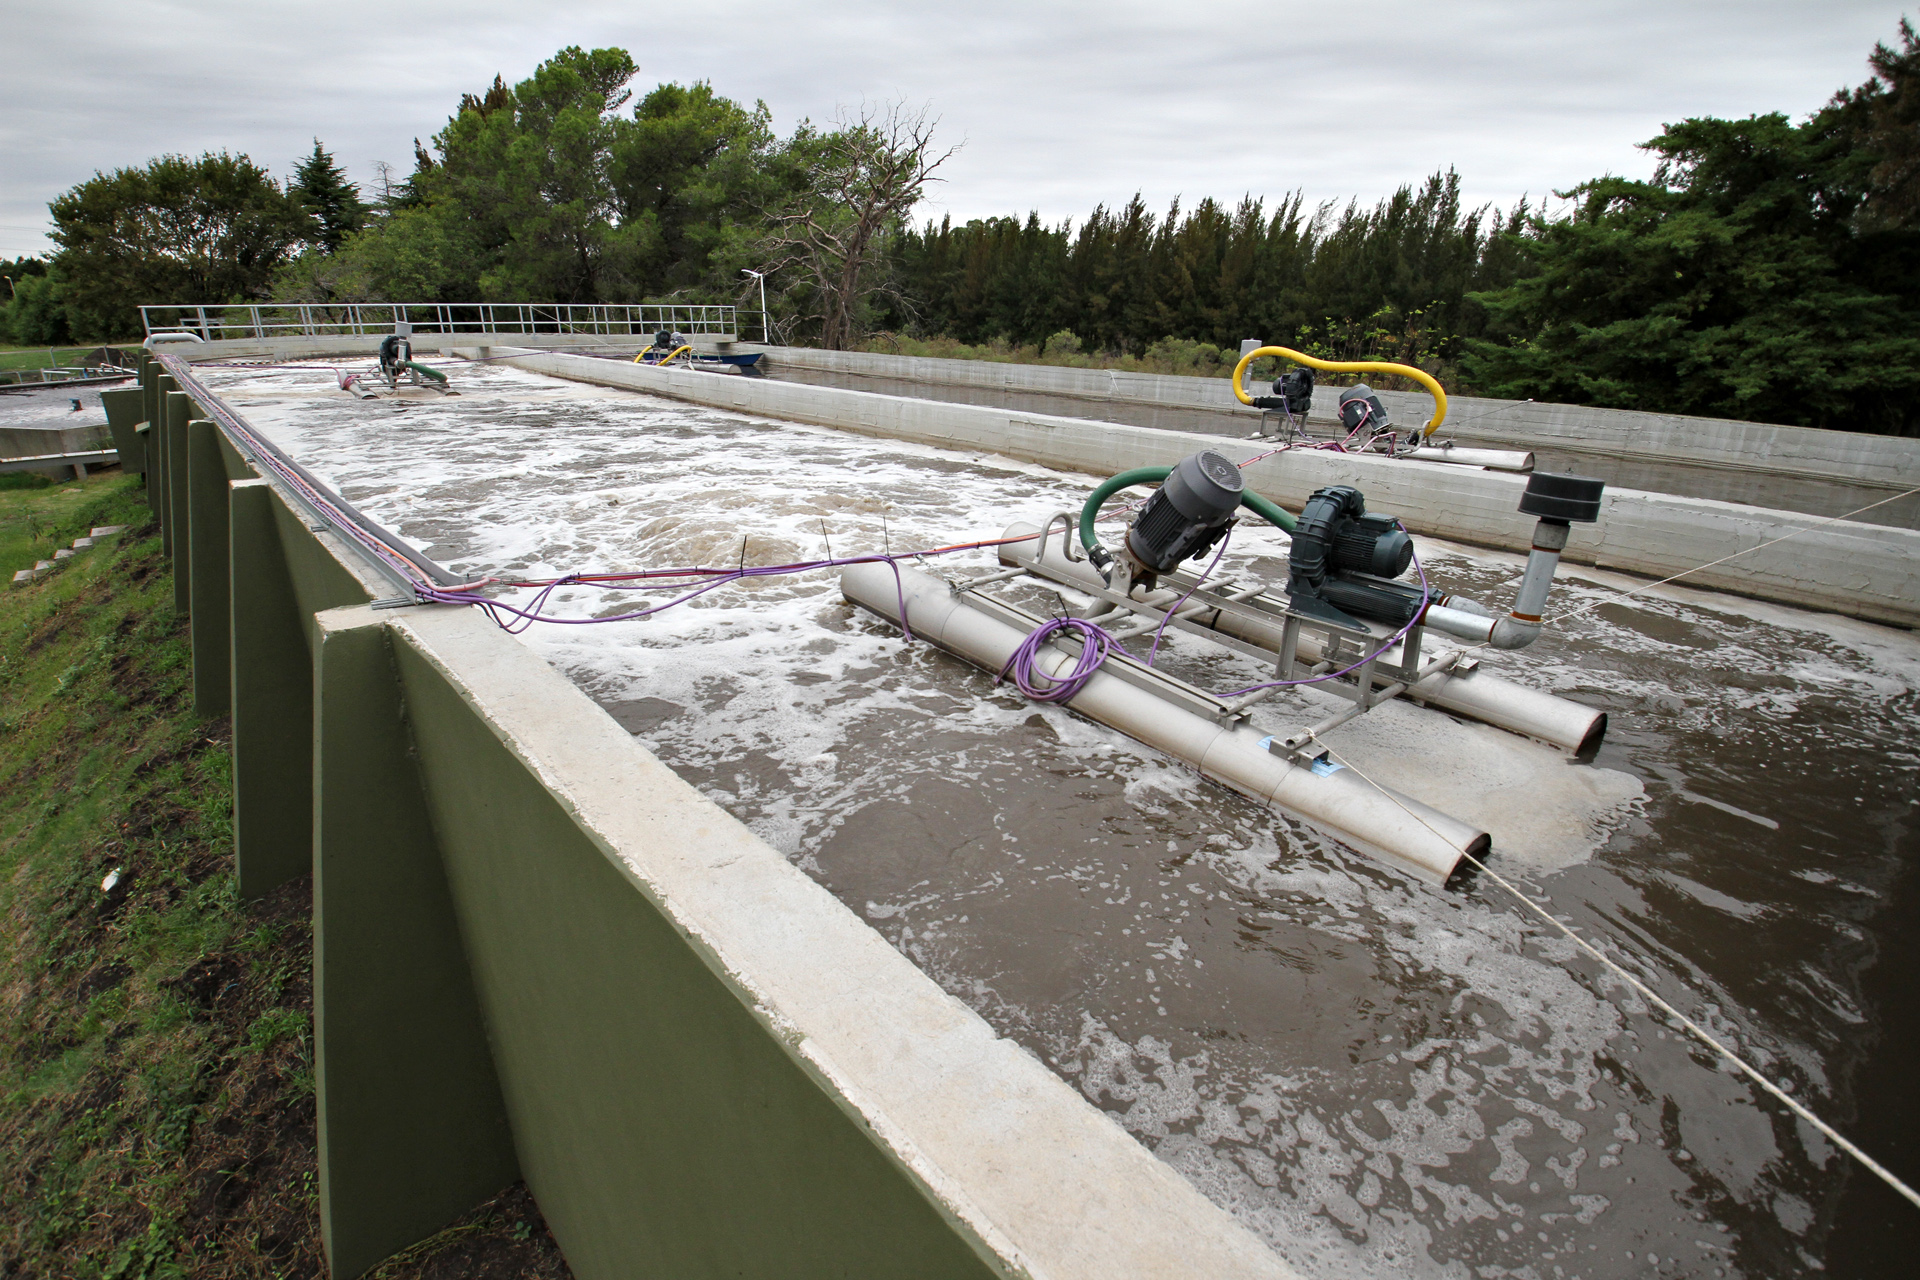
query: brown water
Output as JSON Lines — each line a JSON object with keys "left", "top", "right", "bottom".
{"left": 760, "top": 365, "right": 1920, "bottom": 531}
{"left": 205, "top": 361, "right": 1920, "bottom": 1279}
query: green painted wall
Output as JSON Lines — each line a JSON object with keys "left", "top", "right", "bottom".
{"left": 389, "top": 631, "right": 1004, "bottom": 1280}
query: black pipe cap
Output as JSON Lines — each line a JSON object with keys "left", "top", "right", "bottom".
{"left": 1519, "top": 471, "right": 1605, "bottom": 523}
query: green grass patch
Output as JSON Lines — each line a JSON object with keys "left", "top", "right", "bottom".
{"left": 0, "top": 477, "right": 100, "bottom": 574}
{"left": 0, "top": 477, "right": 568, "bottom": 1279}
{"left": 0, "top": 346, "right": 136, "bottom": 374}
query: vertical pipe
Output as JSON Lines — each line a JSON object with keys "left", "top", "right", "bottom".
{"left": 1509, "top": 519, "right": 1570, "bottom": 623}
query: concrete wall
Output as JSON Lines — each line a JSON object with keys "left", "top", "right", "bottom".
{"left": 498, "top": 348, "right": 1920, "bottom": 630}
{"left": 137, "top": 360, "right": 1298, "bottom": 1279}
{"left": 151, "top": 332, "right": 671, "bottom": 363}
{"left": 747, "top": 345, "right": 1920, "bottom": 491}
{"left": 0, "top": 421, "right": 113, "bottom": 459}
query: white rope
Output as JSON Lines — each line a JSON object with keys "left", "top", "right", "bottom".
{"left": 1313, "top": 738, "right": 1920, "bottom": 1211}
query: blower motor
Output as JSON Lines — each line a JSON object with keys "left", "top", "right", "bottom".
{"left": 1285, "top": 485, "right": 1428, "bottom": 628}
{"left": 1125, "top": 449, "right": 1244, "bottom": 577}
{"left": 1250, "top": 366, "right": 1315, "bottom": 416}
{"left": 1274, "top": 367, "right": 1314, "bottom": 416}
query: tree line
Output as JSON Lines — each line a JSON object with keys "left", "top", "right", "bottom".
{"left": 874, "top": 175, "right": 1530, "bottom": 374}
{"left": 3, "top": 23, "right": 1916, "bottom": 434}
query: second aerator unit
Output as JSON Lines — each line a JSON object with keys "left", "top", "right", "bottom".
{"left": 841, "top": 426, "right": 1608, "bottom": 885}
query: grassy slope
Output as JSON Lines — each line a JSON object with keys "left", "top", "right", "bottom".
{"left": 0, "top": 474, "right": 569, "bottom": 1280}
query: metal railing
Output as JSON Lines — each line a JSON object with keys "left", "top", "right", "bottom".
{"left": 138, "top": 302, "right": 738, "bottom": 342}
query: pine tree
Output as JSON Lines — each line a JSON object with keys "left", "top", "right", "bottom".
{"left": 291, "top": 140, "right": 368, "bottom": 253}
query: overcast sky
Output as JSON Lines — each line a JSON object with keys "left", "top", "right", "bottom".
{"left": 0, "top": 0, "right": 1910, "bottom": 261}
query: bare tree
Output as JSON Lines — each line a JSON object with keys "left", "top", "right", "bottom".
{"left": 759, "top": 102, "right": 958, "bottom": 349}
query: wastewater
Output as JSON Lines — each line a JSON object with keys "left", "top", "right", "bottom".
{"left": 201, "top": 358, "right": 1919, "bottom": 1279}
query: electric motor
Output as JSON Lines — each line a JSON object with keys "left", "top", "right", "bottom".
{"left": 1126, "top": 450, "right": 1244, "bottom": 575}
{"left": 1332, "top": 511, "right": 1414, "bottom": 577}
{"left": 378, "top": 334, "right": 411, "bottom": 380}
{"left": 1336, "top": 383, "right": 1389, "bottom": 433}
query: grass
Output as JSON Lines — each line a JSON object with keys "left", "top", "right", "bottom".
{"left": 0, "top": 473, "right": 570, "bottom": 1279}
{"left": 0, "top": 346, "right": 136, "bottom": 375}
{"left": 0, "top": 474, "right": 98, "bottom": 574}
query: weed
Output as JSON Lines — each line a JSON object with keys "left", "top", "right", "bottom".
{"left": 241, "top": 1009, "right": 304, "bottom": 1057}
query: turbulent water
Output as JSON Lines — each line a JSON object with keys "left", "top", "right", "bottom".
{"left": 204, "top": 359, "right": 1920, "bottom": 1280}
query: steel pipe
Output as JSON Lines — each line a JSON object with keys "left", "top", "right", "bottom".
{"left": 841, "top": 562, "right": 1485, "bottom": 884}
{"left": 1402, "top": 445, "right": 1535, "bottom": 472}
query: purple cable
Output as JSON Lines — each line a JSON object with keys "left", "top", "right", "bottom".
{"left": 997, "top": 617, "right": 1118, "bottom": 703}
{"left": 1143, "top": 528, "right": 1233, "bottom": 668}
{"left": 423, "top": 552, "right": 917, "bottom": 644}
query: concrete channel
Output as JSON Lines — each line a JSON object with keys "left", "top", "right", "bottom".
{"left": 110, "top": 341, "right": 1920, "bottom": 1279}
{"left": 120, "top": 349, "right": 1295, "bottom": 1279}
{"left": 745, "top": 344, "right": 1920, "bottom": 528}
{"left": 483, "top": 346, "right": 1919, "bottom": 629}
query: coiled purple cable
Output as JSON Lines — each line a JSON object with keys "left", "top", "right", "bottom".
{"left": 997, "top": 617, "right": 1119, "bottom": 703}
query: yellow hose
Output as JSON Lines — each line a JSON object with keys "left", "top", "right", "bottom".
{"left": 1230, "top": 345, "right": 1448, "bottom": 436}
{"left": 635, "top": 345, "right": 693, "bottom": 366}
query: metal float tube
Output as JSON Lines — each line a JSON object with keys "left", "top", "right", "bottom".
{"left": 838, "top": 561, "right": 1486, "bottom": 884}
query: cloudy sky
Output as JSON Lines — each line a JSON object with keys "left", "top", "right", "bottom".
{"left": 0, "top": 0, "right": 1910, "bottom": 260}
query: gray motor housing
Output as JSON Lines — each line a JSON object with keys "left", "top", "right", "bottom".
{"left": 1337, "top": 383, "right": 1389, "bottom": 433}
{"left": 1126, "top": 450, "right": 1244, "bottom": 575}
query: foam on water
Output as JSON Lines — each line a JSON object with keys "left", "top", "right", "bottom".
{"left": 199, "top": 359, "right": 1920, "bottom": 1279}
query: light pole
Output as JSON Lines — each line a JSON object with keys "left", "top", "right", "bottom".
{"left": 741, "top": 269, "right": 768, "bottom": 344}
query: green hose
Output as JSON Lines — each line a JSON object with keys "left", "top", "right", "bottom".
{"left": 1239, "top": 489, "right": 1297, "bottom": 534}
{"left": 402, "top": 360, "right": 448, "bottom": 384}
{"left": 1077, "top": 464, "right": 1297, "bottom": 561}
{"left": 1078, "top": 467, "right": 1171, "bottom": 555}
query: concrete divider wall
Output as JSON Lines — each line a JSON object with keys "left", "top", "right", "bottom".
{"left": 747, "top": 344, "right": 1920, "bottom": 489}
{"left": 134, "top": 363, "right": 1299, "bottom": 1277}
{"left": 500, "top": 348, "right": 1920, "bottom": 629}
{"left": 0, "top": 421, "right": 113, "bottom": 460}
{"left": 147, "top": 332, "right": 666, "bottom": 363}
